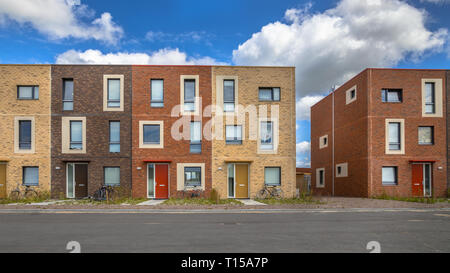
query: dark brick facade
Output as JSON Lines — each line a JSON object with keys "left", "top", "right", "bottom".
{"left": 312, "top": 69, "right": 448, "bottom": 198}
{"left": 131, "top": 66, "right": 212, "bottom": 198}
{"left": 51, "top": 65, "right": 132, "bottom": 198}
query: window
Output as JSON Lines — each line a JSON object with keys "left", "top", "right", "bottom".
{"left": 184, "top": 167, "right": 201, "bottom": 187}
{"left": 316, "top": 168, "right": 325, "bottom": 188}
{"left": 336, "top": 163, "right": 348, "bottom": 178}
{"left": 104, "top": 167, "right": 120, "bottom": 186}
{"left": 345, "top": 85, "right": 357, "bottom": 104}
{"left": 17, "top": 86, "right": 39, "bottom": 100}
{"left": 226, "top": 125, "right": 242, "bottom": 144}
{"left": 151, "top": 79, "right": 164, "bottom": 108}
{"left": 265, "top": 167, "right": 281, "bottom": 186}
{"left": 184, "top": 79, "right": 196, "bottom": 112}
{"left": 223, "top": 80, "right": 235, "bottom": 112}
{"left": 425, "top": 82, "right": 435, "bottom": 114}
{"left": 107, "top": 79, "right": 121, "bottom": 108}
{"left": 143, "top": 124, "right": 160, "bottom": 145}
{"left": 23, "top": 167, "right": 39, "bottom": 186}
{"left": 70, "top": 121, "right": 83, "bottom": 150}
{"left": 382, "top": 89, "right": 402, "bottom": 103}
{"left": 382, "top": 167, "right": 398, "bottom": 185}
{"left": 190, "top": 121, "right": 202, "bottom": 153}
{"left": 260, "top": 121, "right": 273, "bottom": 150}
{"left": 109, "top": 121, "right": 120, "bottom": 153}
{"left": 388, "top": 122, "right": 401, "bottom": 151}
{"left": 418, "top": 126, "right": 434, "bottom": 145}
{"left": 259, "top": 88, "right": 280, "bottom": 102}
{"left": 319, "top": 135, "right": 328, "bottom": 149}
{"left": 19, "top": 120, "right": 32, "bottom": 150}
{"left": 63, "top": 79, "right": 74, "bottom": 111}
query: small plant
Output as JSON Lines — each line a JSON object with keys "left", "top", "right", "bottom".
{"left": 373, "top": 195, "right": 448, "bottom": 204}
{"left": 209, "top": 189, "right": 220, "bottom": 204}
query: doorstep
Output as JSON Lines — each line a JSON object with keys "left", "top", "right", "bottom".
{"left": 239, "top": 199, "right": 267, "bottom": 206}
{"left": 137, "top": 199, "right": 166, "bottom": 206}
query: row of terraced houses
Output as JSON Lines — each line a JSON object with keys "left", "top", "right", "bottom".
{"left": 0, "top": 65, "right": 448, "bottom": 200}
{"left": 0, "top": 65, "right": 296, "bottom": 200}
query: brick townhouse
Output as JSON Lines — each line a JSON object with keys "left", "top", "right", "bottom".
{"left": 311, "top": 68, "right": 448, "bottom": 198}
{"left": 131, "top": 66, "right": 213, "bottom": 199}
{"left": 0, "top": 65, "right": 52, "bottom": 198}
{"left": 211, "top": 66, "right": 296, "bottom": 199}
{"left": 50, "top": 65, "right": 133, "bottom": 199}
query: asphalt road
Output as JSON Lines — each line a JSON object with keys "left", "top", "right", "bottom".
{"left": 0, "top": 209, "right": 449, "bottom": 253}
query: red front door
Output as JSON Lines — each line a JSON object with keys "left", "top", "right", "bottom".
{"left": 155, "top": 164, "right": 169, "bottom": 199}
{"left": 412, "top": 164, "right": 424, "bottom": 197}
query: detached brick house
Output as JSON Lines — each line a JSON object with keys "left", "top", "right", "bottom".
{"left": 51, "top": 65, "right": 132, "bottom": 198}
{"left": 311, "top": 68, "right": 448, "bottom": 198}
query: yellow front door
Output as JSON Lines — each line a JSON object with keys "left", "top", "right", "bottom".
{"left": 235, "top": 164, "right": 249, "bottom": 199}
{"left": 0, "top": 164, "right": 6, "bottom": 199}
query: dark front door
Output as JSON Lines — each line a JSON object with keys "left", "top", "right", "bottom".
{"left": 75, "top": 164, "right": 88, "bottom": 198}
{"left": 412, "top": 164, "right": 424, "bottom": 197}
{"left": 0, "top": 164, "right": 6, "bottom": 199}
{"left": 155, "top": 164, "right": 169, "bottom": 199}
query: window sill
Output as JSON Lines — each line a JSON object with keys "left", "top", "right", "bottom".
{"left": 382, "top": 183, "right": 398, "bottom": 186}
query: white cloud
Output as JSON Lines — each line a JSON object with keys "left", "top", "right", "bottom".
{"left": 296, "top": 141, "right": 311, "bottom": 155}
{"left": 0, "top": 0, "right": 123, "bottom": 44}
{"left": 296, "top": 95, "right": 325, "bottom": 120}
{"left": 55, "top": 48, "right": 228, "bottom": 65}
{"left": 419, "top": 0, "right": 450, "bottom": 4}
{"left": 233, "top": 0, "right": 448, "bottom": 99}
{"left": 296, "top": 160, "right": 311, "bottom": 168}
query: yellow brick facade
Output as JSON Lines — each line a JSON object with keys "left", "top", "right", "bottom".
{"left": 0, "top": 65, "right": 51, "bottom": 196}
{"left": 211, "top": 66, "right": 296, "bottom": 199}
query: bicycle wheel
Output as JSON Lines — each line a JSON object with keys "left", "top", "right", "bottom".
{"left": 274, "top": 188, "right": 284, "bottom": 199}
{"left": 10, "top": 190, "right": 21, "bottom": 201}
{"left": 24, "top": 189, "right": 38, "bottom": 199}
{"left": 256, "top": 189, "right": 269, "bottom": 199}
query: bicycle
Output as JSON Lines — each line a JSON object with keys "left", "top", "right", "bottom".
{"left": 256, "top": 185, "right": 284, "bottom": 199}
{"left": 92, "top": 185, "right": 116, "bottom": 201}
{"left": 182, "top": 185, "right": 203, "bottom": 199}
{"left": 10, "top": 185, "right": 38, "bottom": 200}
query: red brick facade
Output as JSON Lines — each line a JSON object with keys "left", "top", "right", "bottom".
{"left": 131, "top": 66, "right": 212, "bottom": 198}
{"left": 312, "top": 69, "right": 448, "bottom": 198}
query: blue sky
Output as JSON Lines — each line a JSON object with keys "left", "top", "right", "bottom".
{"left": 0, "top": 0, "right": 449, "bottom": 167}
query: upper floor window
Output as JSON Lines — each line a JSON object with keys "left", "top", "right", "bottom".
{"left": 104, "top": 167, "right": 120, "bottom": 186}
{"left": 70, "top": 121, "right": 83, "bottom": 150}
{"left": 184, "top": 79, "right": 196, "bottom": 112}
{"left": 151, "top": 79, "right": 164, "bottom": 108}
{"left": 382, "top": 89, "right": 402, "bottom": 103}
{"left": 190, "top": 121, "right": 202, "bottom": 154}
{"left": 107, "top": 79, "right": 121, "bottom": 108}
{"left": 109, "top": 121, "right": 120, "bottom": 153}
{"left": 388, "top": 122, "right": 401, "bottom": 151}
{"left": 226, "top": 125, "right": 242, "bottom": 145}
{"left": 23, "top": 167, "right": 39, "bottom": 186}
{"left": 425, "top": 82, "right": 435, "bottom": 114}
{"left": 224, "top": 80, "right": 235, "bottom": 112}
{"left": 345, "top": 85, "right": 357, "bottom": 105}
{"left": 260, "top": 121, "right": 273, "bottom": 150}
{"left": 19, "top": 120, "right": 32, "bottom": 150}
{"left": 259, "top": 88, "right": 280, "bottom": 102}
{"left": 17, "top": 86, "right": 39, "bottom": 100}
{"left": 63, "top": 79, "right": 74, "bottom": 111}
{"left": 418, "top": 126, "right": 434, "bottom": 145}
{"left": 143, "top": 124, "right": 161, "bottom": 145}
{"left": 319, "top": 135, "right": 328, "bottom": 149}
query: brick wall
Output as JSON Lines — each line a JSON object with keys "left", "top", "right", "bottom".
{"left": 131, "top": 66, "right": 212, "bottom": 198}
{"left": 51, "top": 65, "right": 132, "bottom": 198}
{"left": 0, "top": 65, "right": 51, "bottom": 195}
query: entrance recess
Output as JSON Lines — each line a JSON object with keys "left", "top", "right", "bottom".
{"left": 0, "top": 164, "right": 6, "bottom": 199}
{"left": 67, "top": 163, "right": 88, "bottom": 198}
{"left": 147, "top": 163, "right": 169, "bottom": 199}
{"left": 227, "top": 163, "right": 249, "bottom": 199}
{"left": 412, "top": 163, "right": 432, "bottom": 197}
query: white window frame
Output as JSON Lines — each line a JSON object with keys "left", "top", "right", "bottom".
{"left": 216, "top": 75, "right": 239, "bottom": 114}
{"left": 345, "top": 85, "right": 357, "bottom": 105}
{"left": 258, "top": 118, "right": 278, "bottom": 154}
{"left": 335, "top": 163, "right": 348, "bottom": 178}
{"left": 62, "top": 117, "right": 86, "bottom": 154}
{"left": 421, "top": 79, "right": 443, "bottom": 118}
{"left": 385, "top": 119, "right": 405, "bottom": 155}
{"left": 316, "top": 168, "right": 325, "bottom": 188}
{"left": 176, "top": 163, "right": 205, "bottom": 191}
{"left": 103, "top": 75, "right": 124, "bottom": 112}
{"left": 139, "top": 121, "right": 164, "bottom": 149}
{"left": 319, "top": 135, "right": 328, "bottom": 149}
{"left": 14, "top": 116, "right": 35, "bottom": 154}
{"left": 180, "top": 75, "right": 200, "bottom": 116}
